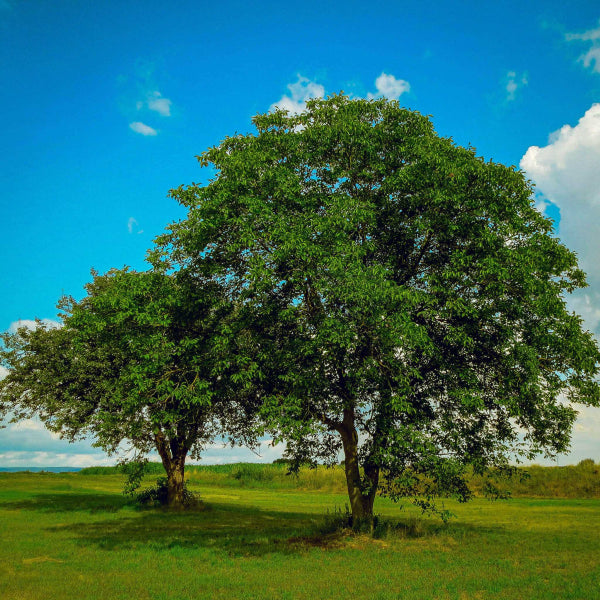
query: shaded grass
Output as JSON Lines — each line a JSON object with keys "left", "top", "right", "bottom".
{"left": 1, "top": 472, "right": 599, "bottom": 599}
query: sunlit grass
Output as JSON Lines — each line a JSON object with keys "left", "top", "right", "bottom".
{"left": 1, "top": 470, "right": 599, "bottom": 599}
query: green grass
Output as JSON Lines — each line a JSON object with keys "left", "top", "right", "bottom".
{"left": 1, "top": 470, "right": 599, "bottom": 599}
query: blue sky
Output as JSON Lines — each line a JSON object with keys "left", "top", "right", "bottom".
{"left": 1, "top": 0, "right": 600, "bottom": 467}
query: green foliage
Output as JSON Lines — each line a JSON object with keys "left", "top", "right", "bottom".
{"left": 154, "top": 94, "right": 600, "bottom": 519}
{"left": 120, "top": 460, "right": 151, "bottom": 496}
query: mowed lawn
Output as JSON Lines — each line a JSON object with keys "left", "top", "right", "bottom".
{"left": 0, "top": 471, "right": 598, "bottom": 600}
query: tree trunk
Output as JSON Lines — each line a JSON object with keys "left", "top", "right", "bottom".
{"left": 339, "top": 408, "right": 379, "bottom": 525}
{"left": 165, "top": 454, "right": 186, "bottom": 508}
{"left": 154, "top": 433, "right": 188, "bottom": 509}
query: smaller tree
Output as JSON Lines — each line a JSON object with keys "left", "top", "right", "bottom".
{"left": 0, "top": 268, "right": 259, "bottom": 508}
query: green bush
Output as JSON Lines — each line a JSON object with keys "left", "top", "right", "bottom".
{"left": 135, "top": 477, "right": 202, "bottom": 509}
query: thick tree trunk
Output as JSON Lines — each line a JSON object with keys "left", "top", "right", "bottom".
{"left": 165, "top": 454, "right": 186, "bottom": 508}
{"left": 339, "top": 408, "right": 379, "bottom": 525}
{"left": 154, "top": 432, "right": 188, "bottom": 509}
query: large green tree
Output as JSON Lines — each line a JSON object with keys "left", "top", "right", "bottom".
{"left": 154, "top": 94, "right": 600, "bottom": 521}
{"left": 0, "top": 268, "right": 258, "bottom": 508}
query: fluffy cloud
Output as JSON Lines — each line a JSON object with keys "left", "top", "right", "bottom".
{"left": 129, "top": 121, "right": 157, "bottom": 136}
{"left": 505, "top": 71, "right": 528, "bottom": 102}
{"left": 520, "top": 103, "right": 600, "bottom": 310}
{"left": 520, "top": 104, "right": 600, "bottom": 463}
{"left": 367, "top": 73, "right": 411, "bottom": 100}
{"left": 566, "top": 20, "right": 600, "bottom": 73}
{"left": 269, "top": 75, "right": 325, "bottom": 114}
{"left": 271, "top": 72, "right": 411, "bottom": 115}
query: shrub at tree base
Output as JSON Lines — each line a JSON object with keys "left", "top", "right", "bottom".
{"left": 135, "top": 477, "right": 204, "bottom": 510}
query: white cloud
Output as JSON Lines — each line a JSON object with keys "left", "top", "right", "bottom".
{"left": 135, "top": 91, "right": 172, "bottom": 116}
{"left": 269, "top": 75, "right": 325, "bottom": 114}
{"left": 270, "top": 72, "right": 411, "bottom": 115}
{"left": 0, "top": 365, "right": 8, "bottom": 380}
{"left": 129, "top": 121, "right": 158, "bottom": 136}
{"left": 367, "top": 72, "right": 411, "bottom": 100}
{"left": 7, "top": 319, "right": 61, "bottom": 333}
{"left": 566, "top": 20, "right": 600, "bottom": 73}
{"left": 520, "top": 104, "right": 600, "bottom": 463}
{"left": 147, "top": 91, "right": 172, "bottom": 116}
{"left": 520, "top": 103, "right": 600, "bottom": 299}
{"left": 505, "top": 71, "right": 528, "bottom": 102}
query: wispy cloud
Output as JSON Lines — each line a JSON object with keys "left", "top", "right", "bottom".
{"left": 146, "top": 91, "right": 172, "bottom": 116}
{"left": 505, "top": 71, "right": 528, "bottom": 101}
{"left": 127, "top": 217, "right": 143, "bottom": 234}
{"left": 269, "top": 75, "right": 325, "bottom": 114}
{"left": 129, "top": 121, "right": 157, "bottom": 136}
{"left": 566, "top": 20, "right": 600, "bottom": 73}
{"left": 367, "top": 73, "right": 411, "bottom": 100}
{"left": 137, "top": 91, "right": 172, "bottom": 116}
{"left": 129, "top": 90, "right": 171, "bottom": 135}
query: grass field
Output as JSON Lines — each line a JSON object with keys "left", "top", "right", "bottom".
{"left": 1, "top": 468, "right": 599, "bottom": 599}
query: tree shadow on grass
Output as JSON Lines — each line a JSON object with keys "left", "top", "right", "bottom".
{"left": 1, "top": 492, "right": 330, "bottom": 556}
{"left": 43, "top": 501, "right": 329, "bottom": 556}
{"left": 1, "top": 491, "right": 515, "bottom": 557}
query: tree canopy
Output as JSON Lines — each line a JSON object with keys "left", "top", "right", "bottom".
{"left": 153, "top": 94, "right": 600, "bottom": 520}
{"left": 0, "top": 268, "right": 259, "bottom": 507}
